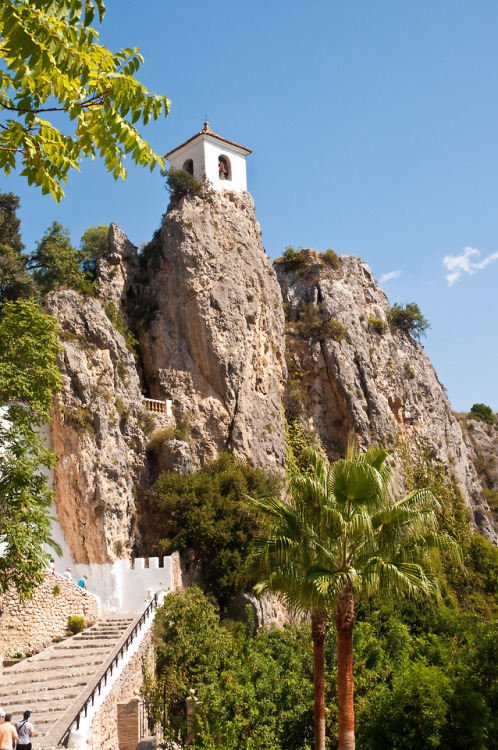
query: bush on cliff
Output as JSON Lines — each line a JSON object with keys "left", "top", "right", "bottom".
{"left": 153, "top": 454, "right": 280, "bottom": 609}
{"left": 164, "top": 168, "right": 204, "bottom": 201}
{"left": 469, "top": 403, "right": 495, "bottom": 425}
{"left": 388, "top": 302, "right": 430, "bottom": 341}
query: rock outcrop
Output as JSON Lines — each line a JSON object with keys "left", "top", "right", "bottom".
{"left": 95, "top": 222, "right": 140, "bottom": 317}
{"left": 46, "top": 291, "right": 152, "bottom": 563}
{"left": 276, "top": 250, "right": 497, "bottom": 543}
{"left": 459, "top": 416, "right": 498, "bottom": 532}
{"left": 135, "top": 190, "right": 286, "bottom": 472}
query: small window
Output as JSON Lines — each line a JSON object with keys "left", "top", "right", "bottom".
{"left": 183, "top": 159, "right": 194, "bottom": 175}
{"left": 218, "top": 155, "right": 231, "bottom": 181}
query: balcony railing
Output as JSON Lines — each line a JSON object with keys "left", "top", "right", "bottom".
{"left": 143, "top": 398, "right": 172, "bottom": 416}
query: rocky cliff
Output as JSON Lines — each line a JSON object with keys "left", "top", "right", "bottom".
{"left": 44, "top": 193, "right": 497, "bottom": 564}
{"left": 133, "top": 189, "right": 287, "bottom": 472}
{"left": 275, "top": 249, "right": 497, "bottom": 543}
{"left": 46, "top": 290, "right": 152, "bottom": 564}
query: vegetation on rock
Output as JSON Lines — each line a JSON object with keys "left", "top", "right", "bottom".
{"left": 367, "top": 317, "right": 388, "bottom": 335}
{"left": 164, "top": 168, "right": 205, "bottom": 201}
{"left": 28, "top": 221, "right": 94, "bottom": 296}
{"left": 388, "top": 302, "right": 430, "bottom": 341}
{"left": 153, "top": 453, "right": 280, "bottom": 609}
{"left": 469, "top": 402, "right": 495, "bottom": 425}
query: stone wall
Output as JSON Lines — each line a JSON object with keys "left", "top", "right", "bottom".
{"left": 85, "top": 627, "right": 155, "bottom": 750}
{"left": 0, "top": 570, "right": 100, "bottom": 656}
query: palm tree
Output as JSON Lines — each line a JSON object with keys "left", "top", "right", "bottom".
{"left": 246, "top": 444, "right": 458, "bottom": 750}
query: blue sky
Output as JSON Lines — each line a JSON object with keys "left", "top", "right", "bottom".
{"left": 4, "top": 0, "right": 498, "bottom": 411}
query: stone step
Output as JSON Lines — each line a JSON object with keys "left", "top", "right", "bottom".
{"left": 53, "top": 637, "right": 122, "bottom": 650}
{"left": 0, "top": 678, "right": 88, "bottom": 698}
{"left": 1, "top": 612, "right": 141, "bottom": 744}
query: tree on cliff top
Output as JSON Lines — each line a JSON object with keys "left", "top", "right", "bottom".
{"left": 247, "top": 445, "right": 458, "bottom": 750}
{"left": 0, "top": 299, "right": 62, "bottom": 596}
{"left": 0, "top": 0, "right": 170, "bottom": 201}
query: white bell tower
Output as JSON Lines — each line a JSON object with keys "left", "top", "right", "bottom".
{"left": 165, "top": 122, "right": 252, "bottom": 192}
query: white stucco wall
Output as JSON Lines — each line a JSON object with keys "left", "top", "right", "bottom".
{"left": 168, "top": 134, "right": 248, "bottom": 191}
{"left": 71, "top": 557, "right": 172, "bottom": 613}
{"left": 169, "top": 137, "right": 207, "bottom": 184}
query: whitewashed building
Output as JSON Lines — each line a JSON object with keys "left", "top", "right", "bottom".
{"left": 165, "top": 121, "right": 252, "bottom": 192}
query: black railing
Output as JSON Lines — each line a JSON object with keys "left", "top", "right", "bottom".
{"left": 56, "top": 593, "right": 160, "bottom": 747}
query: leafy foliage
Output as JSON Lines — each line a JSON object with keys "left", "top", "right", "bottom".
{"left": 246, "top": 444, "right": 457, "bottom": 749}
{"left": 321, "top": 249, "right": 340, "bottom": 270}
{"left": 388, "top": 302, "right": 430, "bottom": 341}
{"left": 79, "top": 224, "right": 108, "bottom": 278}
{"left": 275, "top": 245, "right": 308, "bottom": 269}
{"left": 147, "top": 588, "right": 498, "bottom": 750}
{"left": 147, "top": 588, "right": 314, "bottom": 750}
{"left": 153, "top": 454, "right": 280, "bottom": 608}
{"left": 164, "top": 168, "right": 204, "bottom": 201}
{"left": 28, "top": 221, "right": 93, "bottom": 296}
{"left": 0, "top": 299, "right": 62, "bottom": 596}
{"left": 0, "top": 191, "right": 38, "bottom": 304}
{"left": 367, "top": 317, "right": 388, "bottom": 335}
{"left": 292, "top": 302, "right": 347, "bottom": 342}
{"left": 67, "top": 614, "right": 85, "bottom": 634}
{"left": 469, "top": 402, "right": 495, "bottom": 425}
{"left": 0, "top": 0, "right": 170, "bottom": 201}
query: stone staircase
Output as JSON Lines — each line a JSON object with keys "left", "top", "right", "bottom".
{"left": 0, "top": 612, "right": 135, "bottom": 747}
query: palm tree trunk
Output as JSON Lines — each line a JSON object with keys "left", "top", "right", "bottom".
{"left": 334, "top": 585, "right": 355, "bottom": 750}
{"left": 311, "top": 607, "right": 327, "bottom": 750}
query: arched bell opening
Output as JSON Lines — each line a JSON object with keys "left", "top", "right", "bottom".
{"left": 218, "top": 155, "right": 231, "bottom": 181}
{"left": 182, "top": 159, "right": 194, "bottom": 175}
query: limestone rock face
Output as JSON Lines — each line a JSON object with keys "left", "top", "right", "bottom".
{"left": 45, "top": 291, "right": 152, "bottom": 564}
{"left": 95, "top": 222, "right": 140, "bottom": 315}
{"left": 276, "top": 251, "right": 497, "bottom": 543}
{"left": 459, "top": 416, "right": 498, "bottom": 533}
{"left": 136, "top": 190, "right": 286, "bottom": 471}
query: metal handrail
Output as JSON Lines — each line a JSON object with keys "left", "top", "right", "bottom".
{"left": 47, "top": 593, "right": 160, "bottom": 748}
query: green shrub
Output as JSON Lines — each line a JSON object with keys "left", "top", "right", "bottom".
{"left": 164, "top": 168, "right": 204, "bottom": 201}
{"left": 321, "top": 248, "right": 340, "bottom": 269}
{"left": 292, "top": 303, "right": 347, "bottom": 342}
{"left": 368, "top": 317, "right": 388, "bottom": 335}
{"left": 52, "top": 584, "right": 60, "bottom": 596}
{"left": 153, "top": 453, "right": 280, "bottom": 608}
{"left": 483, "top": 487, "right": 498, "bottom": 510}
{"left": 275, "top": 246, "right": 308, "bottom": 269}
{"left": 174, "top": 411, "right": 193, "bottom": 441}
{"left": 388, "top": 302, "right": 430, "bottom": 341}
{"left": 67, "top": 615, "right": 85, "bottom": 634}
{"left": 469, "top": 403, "right": 495, "bottom": 425}
{"left": 138, "top": 411, "right": 156, "bottom": 436}
{"left": 323, "top": 318, "right": 347, "bottom": 342}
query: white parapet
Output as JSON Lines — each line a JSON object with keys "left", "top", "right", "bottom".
{"left": 68, "top": 557, "right": 172, "bottom": 613}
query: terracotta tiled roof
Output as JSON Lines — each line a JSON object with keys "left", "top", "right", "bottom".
{"left": 165, "top": 121, "right": 252, "bottom": 159}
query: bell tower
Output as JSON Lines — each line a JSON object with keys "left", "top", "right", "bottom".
{"left": 165, "top": 122, "right": 252, "bottom": 192}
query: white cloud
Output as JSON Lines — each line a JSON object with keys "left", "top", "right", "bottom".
{"left": 379, "top": 270, "right": 401, "bottom": 284}
{"left": 443, "top": 247, "right": 498, "bottom": 286}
